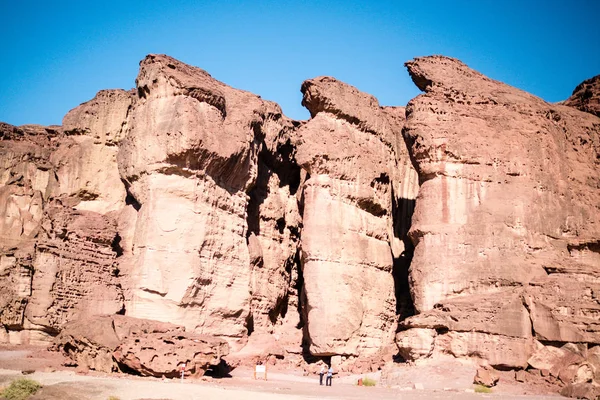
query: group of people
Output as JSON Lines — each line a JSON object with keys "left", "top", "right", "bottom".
{"left": 319, "top": 365, "right": 334, "bottom": 386}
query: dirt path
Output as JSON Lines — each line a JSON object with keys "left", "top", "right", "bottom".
{"left": 0, "top": 368, "right": 563, "bottom": 400}
{"left": 0, "top": 348, "right": 562, "bottom": 400}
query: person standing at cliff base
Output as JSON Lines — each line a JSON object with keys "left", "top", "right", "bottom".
{"left": 326, "top": 366, "right": 333, "bottom": 386}
{"left": 319, "top": 365, "right": 325, "bottom": 385}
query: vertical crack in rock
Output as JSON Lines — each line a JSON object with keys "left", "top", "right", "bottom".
{"left": 391, "top": 188, "right": 416, "bottom": 320}
{"left": 242, "top": 107, "right": 305, "bottom": 360}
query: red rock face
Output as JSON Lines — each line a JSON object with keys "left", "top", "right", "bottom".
{"left": 116, "top": 55, "right": 299, "bottom": 351}
{"left": 0, "top": 54, "right": 598, "bottom": 380}
{"left": 296, "top": 76, "right": 418, "bottom": 357}
{"left": 563, "top": 74, "right": 600, "bottom": 118}
{"left": 398, "top": 56, "right": 600, "bottom": 368}
{"left": 0, "top": 106, "right": 127, "bottom": 345}
{"left": 54, "top": 315, "right": 228, "bottom": 376}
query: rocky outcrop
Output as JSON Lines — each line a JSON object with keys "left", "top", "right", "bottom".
{"left": 115, "top": 330, "right": 228, "bottom": 377}
{"left": 53, "top": 89, "right": 133, "bottom": 215}
{"left": 117, "top": 55, "right": 299, "bottom": 351}
{"left": 563, "top": 74, "right": 600, "bottom": 118}
{"left": 474, "top": 365, "right": 499, "bottom": 388}
{"left": 0, "top": 94, "right": 128, "bottom": 343}
{"left": 1, "top": 54, "right": 598, "bottom": 385}
{"left": 296, "top": 77, "right": 418, "bottom": 357}
{"left": 397, "top": 56, "right": 600, "bottom": 370}
{"left": 560, "top": 382, "right": 600, "bottom": 400}
{"left": 54, "top": 315, "right": 228, "bottom": 376}
{"left": 26, "top": 203, "right": 124, "bottom": 332}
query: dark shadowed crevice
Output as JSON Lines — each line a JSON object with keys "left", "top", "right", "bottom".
{"left": 122, "top": 179, "right": 141, "bottom": 211}
{"left": 111, "top": 233, "right": 124, "bottom": 257}
{"left": 245, "top": 122, "right": 304, "bottom": 337}
{"left": 204, "top": 359, "right": 233, "bottom": 378}
{"left": 267, "top": 251, "right": 300, "bottom": 324}
{"left": 116, "top": 304, "right": 126, "bottom": 315}
{"left": 245, "top": 134, "right": 301, "bottom": 240}
{"left": 246, "top": 159, "right": 268, "bottom": 238}
{"left": 274, "top": 138, "right": 302, "bottom": 196}
{"left": 295, "top": 182, "right": 314, "bottom": 364}
{"left": 293, "top": 249, "right": 305, "bottom": 331}
{"left": 401, "top": 112, "right": 431, "bottom": 186}
{"left": 391, "top": 185, "right": 417, "bottom": 320}
{"left": 117, "top": 361, "right": 142, "bottom": 376}
{"left": 246, "top": 313, "right": 255, "bottom": 336}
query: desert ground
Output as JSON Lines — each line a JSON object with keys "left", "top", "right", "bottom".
{"left": 0, "top": 346, "right": 562, "bottom": 400}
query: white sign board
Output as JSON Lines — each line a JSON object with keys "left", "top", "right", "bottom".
{"left": 254, "top": 364, "right": 267, "bottom": 380}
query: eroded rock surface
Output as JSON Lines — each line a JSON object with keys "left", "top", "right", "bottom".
{"left": 0, "top": 94, "right": 129, "bottom": 343}
{"left": 1, "top": 54, "right": 598, "bottom": 384}
{"left": 117, "top": 55, "right": 299, "bottom": 351}
{"left": 54, "top": 314, "right": 228, "bottom": 376}
{"left": 296, "top": 77, "right": 418, "bottom": 356}
{"left": 398, "top": 56, "right": 600, "bottom": 368}
{"left": 563, "top": 74, "right": 600, "bottom": 118}
{"left": 26, "top": 203, "right": 124, "bottom": 332}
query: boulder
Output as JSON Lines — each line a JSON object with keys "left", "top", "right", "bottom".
{"left": 527, "top": 342, "right": 595, "bottom": 385}
{"left": 53, "top": 315, "right": 122, "bottom": 372}
{"left": 560, "top": 382, "right": 600, "bottom": 400}
{"left": 54, "top": 315, "right": 228, "bottom": 376}
{"left": 114, "top": 331, "right": 228, "bottom": 377}
{"left": 395, "top": 328, "right": 436, "bottom": 361}
{"left": 474, "top": 365, "right": 499, "bottom": 387}
{"left": 528, "top": 343, "right": 570, "bottom": 371}
{"left": 587, "top": 346, "right": 600, "bottom": 382}
{"left": 515, "top": 369, "right": 528, "bottom": 383}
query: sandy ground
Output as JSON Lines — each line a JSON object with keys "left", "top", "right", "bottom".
{"left": 0, "top": 347, "right": 563, "bottom": 400}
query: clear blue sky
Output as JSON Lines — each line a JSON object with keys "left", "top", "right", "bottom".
{"left": 1, "top": 0, "right": 599, "bottom": 126}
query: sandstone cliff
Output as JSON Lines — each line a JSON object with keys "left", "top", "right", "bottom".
{"left": 296, "top": 76, "right": 418, "bottom": 358}
{"left": 397, "top": 56, "right": 600, "bottom": 374}
{"left": 0, "top": 54, "right": 598, "bottom": 386}
{"left": 0, "top": 120, "right": 126, "bottom": 345}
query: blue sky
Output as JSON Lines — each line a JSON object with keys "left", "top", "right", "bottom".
{"left": 1, "top": 0, "right": 599, "bottom": 125}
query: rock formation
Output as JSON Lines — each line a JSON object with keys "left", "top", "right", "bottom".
{"left": 0, "top": 54, "right": 598, "bottom": 391}
{"left": 563, "top": 74, "right": 600, "bottom": 118}
{"left": 117, "top": 55, "right": 302, "bottom": 352}
{"left": 296, "top": 76, "right": 417, "bottom": 357}
{"left": 397, "top": 55, "right": 600, "bottom": 378}
{"left": 54, "top": 315, "right": 228, "bottom": 376}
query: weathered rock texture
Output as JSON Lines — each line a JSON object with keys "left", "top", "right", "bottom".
{"left": 54, "top": 315, "right": 228, "bottom": 376}
{"left": 0, "top": 120, "right": 126, "bottom": 344}
{"left": 1, "top": 54, "right": 598, "bottom": 383}
{"left": 296, "top": 77, "right": 418, "bottom": 357}
{"left": 117, "top": 55, "right": 300, "bottom": 351}
{"left": 563, "top": 74, "right": 600, "bottom": 118}
{"left": 397, "top": 56, "right": 600, "bottom": 371}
